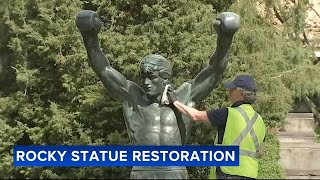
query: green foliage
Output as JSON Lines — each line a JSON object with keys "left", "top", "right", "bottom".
{"left": 257, "top": 131, "right": 285, "bottom": 179}
{"left": 203, "top": 0, "right": 320, "bottom": 128}
{"left": 0, "top": 0, "right": 317, "bottom": 179}
{"left": 316, "top": 126, "right": 320, "bottom": 143}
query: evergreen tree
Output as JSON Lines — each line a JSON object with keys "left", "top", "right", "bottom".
{"left": 259, "top": 0, "right": 320, "bottom": 122}
{"left": 1, "top": 0, "right": 319, "bottom": 179}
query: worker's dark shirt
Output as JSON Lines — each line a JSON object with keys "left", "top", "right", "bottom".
{"left": 206, "top": 100, "right": 249, "bottom": 144}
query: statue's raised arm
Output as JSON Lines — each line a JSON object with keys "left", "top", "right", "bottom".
{"left": 190, "top": 12, "right": 240, "bottom": 104}
{"left": 75, "top": 10, "right": 144, "bottom": 103}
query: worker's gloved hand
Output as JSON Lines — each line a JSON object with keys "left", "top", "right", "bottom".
{"left": 167, "top": 86, "right": 178, "bottom": 103}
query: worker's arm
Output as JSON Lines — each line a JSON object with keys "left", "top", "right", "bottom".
{"left": 172, "top": 101, "right": 209, "bottom": 122}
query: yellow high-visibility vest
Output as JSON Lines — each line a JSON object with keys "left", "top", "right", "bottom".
{"left": 209, "top": 104, "right": 266, "bottom": 179}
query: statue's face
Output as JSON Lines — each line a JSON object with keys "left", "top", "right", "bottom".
{"left": 141, "top": 67, "right": 165, "bottom": 98}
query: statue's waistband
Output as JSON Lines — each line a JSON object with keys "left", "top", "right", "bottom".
{"left": 132, "top": 166, "right": 187, "bottom": 171}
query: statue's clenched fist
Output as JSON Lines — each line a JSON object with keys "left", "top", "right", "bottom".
{"left": 213, "top": 12, "right": 240, "bottom": 37}
{"left": 75, "top": 10, "right": 102, "bottom": 33}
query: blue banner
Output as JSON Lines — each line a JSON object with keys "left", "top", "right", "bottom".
{"left": 14, "top": 145, "right": 239, "bottom": 167}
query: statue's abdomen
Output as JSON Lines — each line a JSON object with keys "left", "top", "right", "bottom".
{"left": 123, "top": 103, "right": 182, "bottom": 145}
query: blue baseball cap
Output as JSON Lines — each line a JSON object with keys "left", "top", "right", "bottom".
{"left": 224, "top": 75, "right": 256, "bottom": 92}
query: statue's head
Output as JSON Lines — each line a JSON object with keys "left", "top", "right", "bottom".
{"left": 140, "top": 54, "right": 172, "bottom": 98}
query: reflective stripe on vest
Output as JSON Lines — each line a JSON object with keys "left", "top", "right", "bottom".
{"left": 232, "top": 106, "right": 260, "bottom": 158}
{"left": 210, "top": 104, "right": 265, "bottom": 179}
{"left": 220, "top": 104, "right": 265, "bottom": 178}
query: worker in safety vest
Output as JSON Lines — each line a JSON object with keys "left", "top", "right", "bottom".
{"left": 167, "top": 74, "right": 266, "bottom": 180}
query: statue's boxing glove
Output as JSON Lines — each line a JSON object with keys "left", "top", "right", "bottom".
{"left": 75, "top": 10, "right": 103, "bottom": 33}
{"left": 213, "top": 12, "right": 240, "bottom": 36}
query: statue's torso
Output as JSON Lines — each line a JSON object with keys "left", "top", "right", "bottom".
{"left": 123, "top": 82, "right": 194, "bottom": 145}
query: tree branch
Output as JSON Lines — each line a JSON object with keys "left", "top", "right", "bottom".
{"left": 270, "top": 69, "right": 295, "bottom": 78}
{"left": 290, "top": 0, "right": 296, "bottom": 4}
{"left": 303, "top": 96, "right": 320, "bottom": 129}
{"left": 314, "top": 57, "right": 320, "bottom": 65}
{"left": 273, "top": 5, "right": 284, "bottom": 24}
{"left": 302, "top": 31, "right": 310, "bottom": 46}
{"left": 309, "top": 3, "right": 320, "bottom": 18}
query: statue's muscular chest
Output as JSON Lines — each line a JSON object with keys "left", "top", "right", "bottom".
{"left": 135, "top": 103, "right": 177, "bottom": 127}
